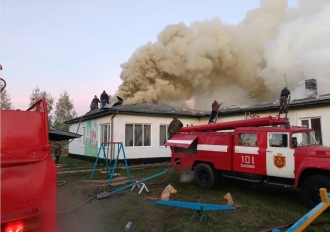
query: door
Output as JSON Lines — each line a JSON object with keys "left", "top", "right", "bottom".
{"left": 266, "top": 132, "right": 295, "bottom": 179}
{"left": 233, "top": 132, "right": 261, "bottom": 175}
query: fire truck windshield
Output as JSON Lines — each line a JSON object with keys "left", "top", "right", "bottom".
{"left": 292, "top": 131, "right": 318, "bottom": 147}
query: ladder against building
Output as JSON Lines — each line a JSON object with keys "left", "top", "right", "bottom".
{"left": 90, "top": 142, "right": 131, "bottom": 186}
{"left": 208, "top": 104, "right": 223, "bottom": 124}
{"left": 278, "top": 96, "right": 291, "bottom": 118}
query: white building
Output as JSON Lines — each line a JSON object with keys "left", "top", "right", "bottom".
{"left": 66, "top": 94, "right": 330, "bottom": 164}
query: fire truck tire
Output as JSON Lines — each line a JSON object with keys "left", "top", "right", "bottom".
{"left": 193, "top": 163, "right": 217, "bottom": 190}
{"left": 301, "top": 174, "right": 330, "bottom": 209}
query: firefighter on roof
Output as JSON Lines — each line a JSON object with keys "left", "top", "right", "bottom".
{"left": 168, "top": 116, "right": 183, "bottom": 139}
{"left": 209, "top": 100, "right": 223, "bottom": 123}
{"left": 90, "top": 95, "right": 100, "bottom": 110}
{"left": 100, "top": 90, "right": 110, "bottom": 108}
{"left": 279, "top": 87, "right": 291, "bottom": 113}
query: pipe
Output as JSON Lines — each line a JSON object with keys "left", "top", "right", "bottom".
{"left": 180, "top": 116, "right": 289, "bottom": 133}
{"left": 110, "top": 111, "right": 118, "bottom": 161}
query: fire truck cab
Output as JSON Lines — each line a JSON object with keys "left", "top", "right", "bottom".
{"left": 167, "top": 116, "right": 330, "bottom": 209}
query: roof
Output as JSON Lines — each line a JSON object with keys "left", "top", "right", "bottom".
{"left": 49, "top": 129, "right": 82, "bottom": 141}
{"left": 218, "top": 95, "right": 330, "bottom": 116}
{"left": 65, "top": 95, "right": 330, "bottom": 124}
{"left": 65, "top": 102, "right": 207, "bottom": 124}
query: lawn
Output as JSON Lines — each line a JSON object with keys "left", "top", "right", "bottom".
{"left": 57, "top": 165, "right": 330, "bottom": 232}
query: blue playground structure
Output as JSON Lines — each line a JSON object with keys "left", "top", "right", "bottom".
{"left": 147, "top": 199, "right": 241, "bottom": 222}
{"left": 96, "top": 171, "right": 169, "bottom": 199}
{"left": 272, "top": 188, "right": 330, "bottom": 232}
{"left": 90, "top": 142, "right": 131, "bottom": 185}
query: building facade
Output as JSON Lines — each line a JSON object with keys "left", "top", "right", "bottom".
{"left": 66, "top": 95, "right": 330, "bottom": 164}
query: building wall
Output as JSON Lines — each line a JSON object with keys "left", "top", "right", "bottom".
{"left": 199, "top": 105, "right": 330, "bottom": 146}
{"left": 68, "top": 105, "right": 330, "bottom": 160}
{"left": 69, "top": 114, "right": 200, "bottom": 159}
{"left": 68, "top": 121, "right": 88, "bottom": 155}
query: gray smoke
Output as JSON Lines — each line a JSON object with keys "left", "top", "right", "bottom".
{"left": 116, "top": 0, "right": 330, "bottom": 110}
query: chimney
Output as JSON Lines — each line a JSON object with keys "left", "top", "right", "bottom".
{"left": 305, "top": 79, "right": 317, "bottom": 98}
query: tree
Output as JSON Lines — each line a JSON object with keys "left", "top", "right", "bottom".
{"left": 0, "top": 89, "right": 13, "bottom": 110}
{"left": 29, "top": 86, "right": 54, "bottom": 126}
{"left": 53, "top": 90, "right": 77, "bottom": 131}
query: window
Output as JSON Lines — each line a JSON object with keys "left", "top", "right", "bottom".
{"left": 300, "top": 118, "right": 322, "bottom": 145}
{"left": 125, "top": 124, "right": 151, "bottom": 147}
{"left": 292, "top": 132, "right": 318, "bottom": 148}
{"left": 81, "top": 127, "right": 86, "bottom": 146}
{"left": 100, "top": 124, "right": 110, "bottom": 147}
{"left": 269, "top": 133, "right": 288, "bottom": 147}
{"left": 160, "top": 125, "right": 169, "bottom": 146}
{"left": 237, "top": 133, "right": 257, "bottom": 146}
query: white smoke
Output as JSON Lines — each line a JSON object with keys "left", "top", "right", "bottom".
{"left": 116, "top": 0, "right": 330, "bottom": 110}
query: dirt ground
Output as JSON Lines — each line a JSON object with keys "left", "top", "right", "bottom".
{"left": 56, "top": 166, "right": 330, "bottom": 232}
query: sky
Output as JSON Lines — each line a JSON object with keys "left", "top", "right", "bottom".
{"left": 1, "top": 0, "right": 298, "bottom": 116}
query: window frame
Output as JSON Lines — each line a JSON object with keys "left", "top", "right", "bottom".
{"left": 159, "top": 124, "right": 169, "bottom": 147}
{"left": 268, "top": 132, "right": 289, "bottom": 148}
{"left": 99, "top": 123, "right": 111, "bottom": 148}
{"left": 125, "top": 123, "right": 152, "bottom": 148}
{"left": 236, "top": 133, "right": 258, "bottom": 147}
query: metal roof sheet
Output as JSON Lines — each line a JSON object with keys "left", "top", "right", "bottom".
{"left": 65, "top": 95, "right": 330, "bottom": 124}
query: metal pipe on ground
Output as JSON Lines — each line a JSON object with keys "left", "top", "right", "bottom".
{"left": 180, "top": 116, "right": 289, "bottom": 133}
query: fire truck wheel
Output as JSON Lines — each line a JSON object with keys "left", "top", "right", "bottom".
{"left": 301, "top": 174, "right": 330, "bottom": 209}
{"left": 193, "top": 163, "right": 216, "bottom": 190}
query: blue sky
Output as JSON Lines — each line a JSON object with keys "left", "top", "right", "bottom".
{"left": 2, "top": 0, "right": 298, "bottom": 116}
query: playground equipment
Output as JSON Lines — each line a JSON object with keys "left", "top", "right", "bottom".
{"left": 146, "top": 192, "right": 241, "bottom": 222}
{"left": 90, "top": 142, "right": 131, "bottom": 185}
{"left": 272, "top": 188, "right": 330, "bottom": 232}
{"left": 96, "top": 170, "right": 168, "bottom": 199}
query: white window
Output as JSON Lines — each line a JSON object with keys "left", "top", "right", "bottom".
{"left": 100, "top": 124, "right": 111, "bottom": 147}
{"left": 81, "top": 127, "right": 86, "bottom": 146}
{"left": 125, "top": 124, "right": 151, "bottom": 147}
{"left": 299, "top": 117, "right": 322, "bottom": 145}
{"left": 160, "top": 124, "right": 169, "bottom": 146}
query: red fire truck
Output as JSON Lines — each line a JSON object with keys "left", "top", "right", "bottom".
{"left": 1, "top": 73, "right": 57, "bottom": 231}
{"left": 166, "top": 116, "right": 330, "bottom": 208}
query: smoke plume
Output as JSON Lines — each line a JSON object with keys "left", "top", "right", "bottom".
{"left": 116, "top": 0, "right": 330, "bottom": 110}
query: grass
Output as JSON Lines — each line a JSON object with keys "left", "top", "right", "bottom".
{"left": 57, "top": 166, "right": 330, "bottom": 232}
{"left": 57, "top": 156, "right": 95, "bottom": 168}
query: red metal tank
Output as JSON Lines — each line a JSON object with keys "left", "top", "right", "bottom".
{"left": 180, "top": 116, "right": 289, "bottom": 132}
{"left": 1, "top": 68, "right": 56, "bottom": 232}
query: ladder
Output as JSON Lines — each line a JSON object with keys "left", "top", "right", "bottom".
{"left": 278, "top": 96, "right": 291, "bottom": 118}
{"left": 208, "top": 104, "right": 222, "bottom": 124}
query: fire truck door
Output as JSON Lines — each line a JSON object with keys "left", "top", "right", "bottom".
{"left": 233, "top": 132, "right": 260, "bottom": 174}
{"left": 266, "top": 132, "right": 295, "bottom": 179}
